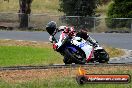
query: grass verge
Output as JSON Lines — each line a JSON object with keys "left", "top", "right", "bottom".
{"left": 0, "top": 40, "right": 63, "bottom": 66}
{"left": 0, "top": 39, "right": 124, "bottom": 66}
{"left": 0, "top": 46, "right": 63, "bottom": 66}
{"left": 0, "top": 0, "right": 61, "bottom": 15}
{"left": 0, "top": 65, "right": 131, "bottom": 88}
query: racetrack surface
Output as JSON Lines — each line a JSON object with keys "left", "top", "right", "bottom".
{"left": 0, "top": 31, "right": 132, "bottom": 63}
{"left": 90, "top": 33, "right": 132, "bottom": 50}
{"left": 0, "top": 31, "right": 132, "bottom": 49}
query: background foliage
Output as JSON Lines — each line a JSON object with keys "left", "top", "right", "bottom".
{"left": 106, "top": 0, "right": 132, "bottom": 29}
{"left": 59, "top": 0, "right": 99, "bottom": 30}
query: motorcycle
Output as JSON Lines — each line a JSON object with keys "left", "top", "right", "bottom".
{"left": 48, "top": 30, "right": 109, "bottom": 64}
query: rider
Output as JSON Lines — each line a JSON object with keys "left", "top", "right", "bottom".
{"left": 46, "top": 21, "right": 98, "bottom": 62}
{"left": 76, "top": 29, "right": 98, "bottom": 47}
{"left": 46, "top": 21, "right": 97, "bottom": 48}
{"left": 46, "top": 21, "right": 97, "bottom": 50}
{"left": 46, "top": 21, "right": 75, "bottom": 50}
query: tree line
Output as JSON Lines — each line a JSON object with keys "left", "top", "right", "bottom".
{"left": 19, "top": 0, "right": 132, "bottom": 30}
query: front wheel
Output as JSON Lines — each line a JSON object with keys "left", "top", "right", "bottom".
{"left": 64, "top": 48, "right": 86, "bottom": 64}
{"left": 63, "top": 57, "right": 72, "bottom": 64}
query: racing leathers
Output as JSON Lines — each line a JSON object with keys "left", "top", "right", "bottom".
{"left": 76, "top": 31, "right": 98, "bottom": 47}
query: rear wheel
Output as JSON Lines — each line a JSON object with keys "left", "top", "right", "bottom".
{"left": 94, "top": 49, "right": 109, "bottom": 63}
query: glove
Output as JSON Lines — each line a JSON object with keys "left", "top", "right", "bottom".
{"left": 49, "top": 36, "right": 53, "bottom": 43}
{"left": 53, "top": 43, "right": 58, "bottom": 50}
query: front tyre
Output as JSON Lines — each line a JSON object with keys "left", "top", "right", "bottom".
{"left": 63, "top": 57, "right": 72, "bottom": 64}
{"left": 64, "top": 48, "right": 86, "bottom": 64}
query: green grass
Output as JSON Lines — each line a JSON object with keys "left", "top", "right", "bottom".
{"left": 1, "top": 0, "right": 110, "bottom": 15}
{"left": 0, "top": 42, "right": 130, "bottom": 88}
{"left": 0, "top": 70, "right": 131, "bottom": 88}
{"left": 0, "top": 0, "right": 111, "bottom": 15}
{"left": 0, "top": 45, "right": 124, "bottom": 66}
{"left": 0, "top": 0, "right": 61, "bottom": 15}
{"left": 104, "top": 45, "right": 125, "bottom": 58}
{"left": 0, "top": 46, "right": 63, "bottom": 66}
{"left": 0, "top": 40, "right": 124, "bottom": 66}
{"left": 32, "top": 0, "right": 60, "bottom": 14}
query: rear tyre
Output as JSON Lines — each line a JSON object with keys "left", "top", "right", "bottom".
{"left": 98, "top": 50, "right": 109, "bottom": 63}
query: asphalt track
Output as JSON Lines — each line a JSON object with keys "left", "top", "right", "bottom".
{"left": 0, "top": 31, "right": 132, "bottom": 49}
{"left": 0, "top": 31, "right": 132, "bottom": 64}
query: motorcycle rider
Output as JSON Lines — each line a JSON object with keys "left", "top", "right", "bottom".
{"left": 46, "top": 21, "right": 75, "bottom": 50}
{"left": 46, "top": 21, "right": 98, "bottom": 48}
{"left": 46, "top": 21, "right": 97, "bottom": 62}
{"left": 76, "top": 29, "right": 98, "bottom": 47}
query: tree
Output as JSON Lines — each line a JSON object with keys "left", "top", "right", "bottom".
{"left": 106, "top": 0, "right": 132, "bottom": 29}
{"left": 59, "top": 0, "right": 99, "bottom": 31}
{"left": 59, "top": 0, "right": 98, "bottom": 16}
{"left": 19, "top": 0, "right": 33, "bottom": 28}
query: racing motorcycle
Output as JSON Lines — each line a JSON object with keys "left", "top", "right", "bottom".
{"left": 48, "top": 30, "right": 109, "bottom": 64}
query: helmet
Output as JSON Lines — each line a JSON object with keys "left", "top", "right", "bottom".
{"left": 46, "top": 21, "right": 57, "bottom": 35}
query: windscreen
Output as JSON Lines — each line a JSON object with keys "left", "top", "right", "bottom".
{"left": 54, "top": 31, "right": 62, "bottom": 42}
